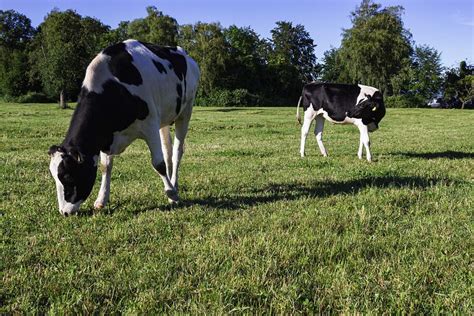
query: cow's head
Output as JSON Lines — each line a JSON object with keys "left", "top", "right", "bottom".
{"left": 359, "top": 92, "right": 386, "bottom": 132}
{"left": 48, "top": 145, "right": 98, "bottom": 215}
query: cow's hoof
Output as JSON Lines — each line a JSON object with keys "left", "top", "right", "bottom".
{"left": 94, "top": 201, "right": 105, "bottom": 210}
{"left": 165, "top": 189, "right": 179, "bottom": 204}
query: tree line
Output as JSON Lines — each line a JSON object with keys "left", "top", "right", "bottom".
{"left": 0, "top": 0, "right": 472, "bottom": 108}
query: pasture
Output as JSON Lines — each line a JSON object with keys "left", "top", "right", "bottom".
{"left": 1, "top": 102, "right": 473, "bottom": 313}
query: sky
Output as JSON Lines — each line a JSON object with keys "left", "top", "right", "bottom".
{"left": 1, "top": 0, "right": 473, "bottom": 68}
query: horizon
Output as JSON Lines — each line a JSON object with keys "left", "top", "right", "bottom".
{"left": 2, "top": 0, "right": 473, "bottom": 68}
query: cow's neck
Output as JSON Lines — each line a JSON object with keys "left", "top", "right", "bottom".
{"left": 62, "top": 100, "right": 104, "bottom": 157}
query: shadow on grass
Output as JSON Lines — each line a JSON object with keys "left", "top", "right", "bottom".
{"left": 213, "top": 108, "right": 253, "bottom": 113}
{"left": 393, "top": 150, "right": 474, "bottom": 159}
{"left": 77, "top": 175, "right": 460, "bottom": 216}
{"left": 182, "top": 175, "right": 459, "bottom": 211}
{"left": 76, "top": 201, "right": 126, "bottom": 217}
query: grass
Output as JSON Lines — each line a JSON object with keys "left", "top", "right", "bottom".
{"left": 1, "top": 103, "right": 473, "bottom": 313}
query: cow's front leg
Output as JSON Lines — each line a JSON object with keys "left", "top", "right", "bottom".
{"left": 300, "top": 113, "right": 313, "bottom": 157}
{"left": 358, "top": 140, "right": 364, "bottom": 160}
{"left": 94, "top": 152, "right": 113, "bottom": 209}
{"left": 171, "top": 115, "right": 191, "bottom": 190}
{"left": 314, "top": 115, "right": 328, "bottom": 157}
{"left": 146, "top": 133, "right": 179, "bottom": 204}
{"left": 357, "top": 123, "right": 371, "bottom": 162}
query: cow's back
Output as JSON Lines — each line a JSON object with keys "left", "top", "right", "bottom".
{"left": 82, "top": 40, "right": 199, "bottom": 127}
{"left": 115, "top": 40, "right": 199, "bottom": 125}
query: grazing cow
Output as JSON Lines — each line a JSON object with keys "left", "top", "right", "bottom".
{"left": 296, "top": 82, "right": 385, "bottom": 161}
{"left": 49, "top": 39, "right": 200, "bottom": 215}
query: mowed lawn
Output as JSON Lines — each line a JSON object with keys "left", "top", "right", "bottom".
{"left": 1, "top": 102, "right": 473, "bottom": 313}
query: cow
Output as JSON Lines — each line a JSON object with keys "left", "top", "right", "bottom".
{"left": 48, "top": 39, "right": 200, "bottom": 215}
{"left": 296, "top": 83, "right": 385, "bottom": 161}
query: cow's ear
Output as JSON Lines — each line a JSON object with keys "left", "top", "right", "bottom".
{"left": 48, "top": 145, "right": 64, "bottom": 156}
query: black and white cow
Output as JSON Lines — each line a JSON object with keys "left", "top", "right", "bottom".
{"left": 296, "top": 82, "right": 385, "bottom": 161}
{"left": 49, "top": 39, "right": 200, "bottom": 215}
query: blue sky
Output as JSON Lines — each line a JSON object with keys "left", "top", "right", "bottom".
{"left": 1, "top": 0, "right": 472, "bottom": 68}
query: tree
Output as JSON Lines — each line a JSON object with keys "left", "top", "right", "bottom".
{"left": 320, "top": 48, "right": 343, "bottom": 83}
{"left": 410, "top": 45, "right": 443, "bottom": 99}
{"left": 0, "top": 9, "right": 34, "bottom": 49}
{"left": 31, "top": 9, "right": 109, "bottom": 108}
{"left": 178, "top": 22, "right": 229, "bottom": 97}
{"left": 223, "top": 25, "right": 266, "bottom": 92}
{"left": 127, "top": 6, "right": 178, "bottom": 45}
{"left": 338, "top": 0, "right": 412, "bottom": 95}
{"left": 444, "top": 61, "right": 474, "bottom": 108}
{"left": 267, "top": 21, "right": 317, "bottom": 103}
{"left": 269, "top": 21, "right": 317, "bottom": 82}
{"left": 102, "top": 21, "right": 130, "bottom": 46}
{"left": 0, "top": 10, "right": 35, "bottom": 97}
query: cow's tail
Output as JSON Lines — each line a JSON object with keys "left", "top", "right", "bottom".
{"left": 296, "top": 96, "right": 303, "bottom": 125}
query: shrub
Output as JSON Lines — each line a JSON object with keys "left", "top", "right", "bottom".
{"left": 385, "top": 94, "right": 426, "bottom": 108}
{"left": 195, "top": 89, "right": 261, "bottom": 107}
{"left": 0, "top": 92, "right": 53, "bottom": 103}
{"left": 17, "top": 92, "right": 52, "bottom": 103}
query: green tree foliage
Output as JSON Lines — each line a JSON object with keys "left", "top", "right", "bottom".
{"left": 267, "top": 21, "right": 317, "bottom": 103}
{"left": 391, "top": 45, "right": 443, "bottom": 99}
{"left": 178, "top": 22, "right": 229, "bottom": 97}
{"left": 30, "top": 9, "right": 109, "bottom": 108}
{"left": 444, "top": 61, "right": 474, "bottom": 107}
{"left": 0, "top": 10, "right": 35, "bottom": 97}
{"left": 102, "top": 21, "right": 130, "bottom": 46}
{"left": 338, "top": 0, "right": 412, "bottom": 95}
{"left": 320, "top": 47, "right": 342, "bottom": 82}
{"left": 410, "top": 45, "right": 443, "bottom": 99}
{"left": 223, "top": 25, "right": 266, "bottom": 93}
{"left": 127, "top": 6, "right": 178, "bottom": 45}
{"left": 269, "top": 21, "right": 317, "bottom": 82}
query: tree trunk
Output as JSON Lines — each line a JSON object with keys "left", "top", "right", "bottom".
{"left": 59, "top": 90, "right": 67, "bottom": 109}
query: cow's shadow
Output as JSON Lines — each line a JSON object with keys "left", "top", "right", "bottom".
{"left": 82, "top": 175, "right": 460, "bottom": 215}
{"left": 180, "top": 175, "right": 459, "bottom": 211}
{"left": 393, "top": 150, "right": 474, "bottom": 160}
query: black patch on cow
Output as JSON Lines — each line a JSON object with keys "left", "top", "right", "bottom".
{"left": 139, "top": 41, "right": 187, "bottom": 81}
{"left": 57, "top": 152, "right": 97, "bottom": 204}
{"left": 154, "top": 161, "right": 167, "bottom": 176}
{"left": 152, "top": 60, "right": 167, "bottom": 74}
{"left": 102, "top": 42, "right": 143, "bottom": 85}
{"left": 65, "top": 80, "right": 149, "bottom": 154}
{"left": 176, "top": 83, "right": 183, "bottom": 114}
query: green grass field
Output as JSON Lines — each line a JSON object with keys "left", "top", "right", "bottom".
{"left": 1, "top": 103, "right": 473, "bottom": 313}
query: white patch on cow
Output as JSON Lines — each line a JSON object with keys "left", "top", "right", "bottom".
{"left": 49, "top": 152, "right": 82, "bottom": 215}
{"left": 316, "top": 108, "right": 355, "bottom": 124}
{"left": 82, "top": 53, "right": 113, "bottom": 93}
{"left": 357, "top": 84, "right": 378, "bottom": 104}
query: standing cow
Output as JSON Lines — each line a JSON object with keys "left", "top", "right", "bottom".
{"left": 49, "top": 39, "right": 200, "bottom": 215}
{"left": 296, "top": 83, "right": 385, "bottom": 161}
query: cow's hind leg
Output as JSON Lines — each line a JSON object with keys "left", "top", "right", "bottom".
{"left": 170, "top": 107, "right": 192, "bottom": 190}
{"left": 160, "top": 126, "right": 173, "bottom": 179}
{"left": 145, "top": 129, "right": 179, "bottom": 204}
{"left": 314, "top": 115, "right": 328, "bottom": 157}
{"left": 300, "top": 111, "right": 314, "bottom": 157}
{"left": 94, "top": 152, "right": 113, "bottom": 209}
{"left": 356, "top": 123, "right": 372, "bottom": 162}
